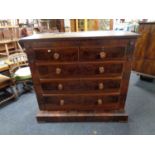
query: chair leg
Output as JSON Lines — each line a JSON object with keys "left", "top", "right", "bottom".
{"left": 23, "top": 81, "right": 32, "bottom": 92}
{"left": 10, "top": 85, "right": 19, "bottom": 99}
{"left": 10, "top": 81, "right": 33, "bottom": 97}
{"left": 12, "top": 82, "right": 24, "bottom": 97}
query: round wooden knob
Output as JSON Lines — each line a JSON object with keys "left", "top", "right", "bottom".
{"left": 48, "top": 49, "right": 51, "bottom": 53}
{"left": 60, "top": 99, "right": 64, "bottom": 105}
{"left": 100, "top": 52, "right": 106, "bottom": 59}
{"left": 56, "top": 68, "right": 61, "bottom": 75}
{"left": 58, "top": 84, "right": 63, "bottom": 90}
{"left": 98, "top": 83, "right": 104, "bottom": 90}
{"left": 97, "top": 99, "right": 103, "bottom": 105}
{"left": 53, "top": 52, "right": 60, "bottom": 60}
{"left": 99, "top": 66, "right": 105, "bottom": 74}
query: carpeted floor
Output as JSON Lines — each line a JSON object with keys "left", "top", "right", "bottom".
{"left": 0, "top": 72, "right": 155, "bottom": 135}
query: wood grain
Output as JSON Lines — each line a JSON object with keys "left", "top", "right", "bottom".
{"left": 21, "top": 31, "right": 138, "bottom": 122}
{"left": 133, "top": 22, "right": 155, "bottom": 77}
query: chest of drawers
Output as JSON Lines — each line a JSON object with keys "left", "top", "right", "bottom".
{"left": 20, "top": 31, "right": 138, "bottom": 122}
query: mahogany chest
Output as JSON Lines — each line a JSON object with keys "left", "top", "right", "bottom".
{"left": 20, "top": 31, "right": 138, "bottom": 122}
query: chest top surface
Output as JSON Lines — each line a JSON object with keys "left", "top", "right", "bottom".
{"left": 20, "top": 31, "right": 139, "bottom": 42}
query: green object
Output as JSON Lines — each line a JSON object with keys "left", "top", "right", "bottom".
{"left": 13, "top": 67, "right": 31, "bottom": 81}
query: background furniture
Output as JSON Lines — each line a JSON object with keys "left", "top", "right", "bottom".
{"left": 0, "top": 62, "right": 9, "bottom": 72}
{"left": 0, "top": 25, "right": 24, "bottom": 57}
{"left": 21, "top": 31, "right": 138, "bottom": 122}
{"left": 70, "top": 19, "right": 113, "bottom": 32}
{"left": 7, "top": 53, "right": 32, "bottom": 96}
{"left": 132, "top": 22, "right": 155, "bottom": 79}
{"left": 0, "top": 56, "right": 12, "bottom": 77}
{"left": 0, "top": 74, "right": 16, "bottom": 105}
{"left": 37, "top": 19, "right": 65, "bottom": 32}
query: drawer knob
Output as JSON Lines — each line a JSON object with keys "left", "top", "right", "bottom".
{"left": 53, "top": 52, "right": 60, "bottom": 60}
{"left": 98, "top": 83, "right": 104, "bottom": 90}
{"left": 97, "top": 99, "right": 103, "bottom": 105}
{"left": 48, "top": 49, "right": 51, "bottom": 53}
{"left": 99, "top": 66, "right": 105, "bottom": 74}
{"left": 100, "top": 52, "right": 106, "bottom": 59}
{"left": 56, "top": 68, "right": 61, "bottom": 75}
{"left": 58, "top": 84, "right": 63, "bottom": 90}
{"left": 60, "top": 99, "right": 64, "bottom": 105}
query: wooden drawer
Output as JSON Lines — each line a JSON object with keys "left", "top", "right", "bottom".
{"left": 37, "top": 62, "right": 123, "bottom": 78}
{"left": 34, "top": 47, "right": 78, "bottom": 62}
{"left": 79, "top": 46, "right": 126, "bottom": 61}
{"left": 42, "top": 94, "right": 120, "bottom": 111}
{"left": 40, "top": 78, "right": 121, "bottom": 93}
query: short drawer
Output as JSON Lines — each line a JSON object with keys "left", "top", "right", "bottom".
{"left": 37, "top": 62, "right": 123, "bottom": 78}
{"left": 42, "top": 94, "right": 120, "bottom": 111}
{"left": 79, "top": 46, "right": 126, "bottom": 61}
{"left": 40, "top": 78, "right": 121, "bottom": 93}
{"left": 34, "top": 47, "right": 78, "bottom": 61}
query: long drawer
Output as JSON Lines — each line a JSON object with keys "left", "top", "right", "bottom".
{"left": 40, "top": 78, "right": 121, "bottom": 93}
{"left": 42, "top": 93, "right": 120, "bottom": 111}
{"left": 37, "top": 62, "right": 124, "bottom": 78}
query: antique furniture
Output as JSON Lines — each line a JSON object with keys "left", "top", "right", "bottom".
{"left": 0, "top": 57, "right": 11, "bottom": 78}
{"left": 7, "top": 52, "right": 32, "bottom": 96}
{"left": 0, "top": 74, "right": 16, "bottom": 105}
{"left": 37, "top": 19, "right": 65, "bottom": 33}
{"left": 132, "top": 22, "right": 155, "bottom": 79}
{"left": 20, "top": 31, "right": 138, "bottom": 122}
{"left": 0, "top": 25, "right": 23, "bottom": 57}
{"left": 70, "top": 19, "right": 113, "bottom": 32}
{"left": 0, "top": 62, "right": 9, "bottom": 72}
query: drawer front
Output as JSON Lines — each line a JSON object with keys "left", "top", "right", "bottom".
{"left": 37, "top": 62, "right": 123, "bottom": 78}
{"left": 43, "top": 95, "right": 119, "bottom": 111}
{"left": 41, "top": 79, "right": 121, "bottom": 93}
{"left": 34, "top": 47, "right": 78, "bottom": 61}
{"left": 79, "top": 46, "right": 126, "bottom": 61}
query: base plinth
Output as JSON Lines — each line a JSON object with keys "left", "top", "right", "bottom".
{"left": 37, "top": 110, "right": 128, "bottom": 122}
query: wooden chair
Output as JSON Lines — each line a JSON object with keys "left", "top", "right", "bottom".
{"left": 7, "top": 52, "right": 32, "bottom": 96}
{"left": 0, "top": 74, "right": 17, "bottom": 105}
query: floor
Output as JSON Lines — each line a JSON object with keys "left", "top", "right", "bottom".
{"left": 0, "top": 72, "right": 155, "bottom": 135}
